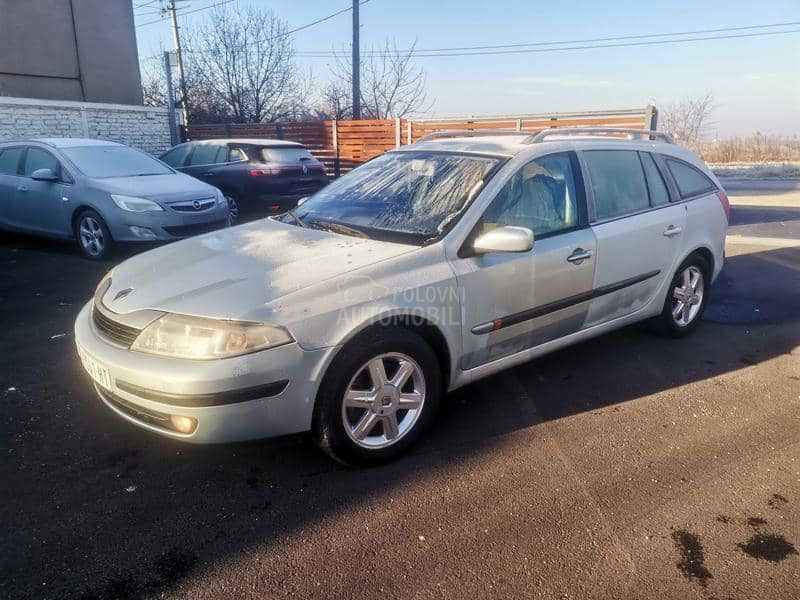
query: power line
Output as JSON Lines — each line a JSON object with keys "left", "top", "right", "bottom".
{"left": 295, "top": 20, "right": 800, "bottom": 55}
{"left": 294, "top": 27, "right": 800, "bottom": 58}
{"left": 136, "top": 0, "right": 234, "bottom": 28}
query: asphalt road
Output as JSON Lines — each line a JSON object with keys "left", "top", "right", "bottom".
{"left": 1, "top": 180, "right": 798, "bottom": 599}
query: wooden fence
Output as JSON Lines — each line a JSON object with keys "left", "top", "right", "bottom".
{"left": 186, "top": 106, "right": 658, "bottom": 176}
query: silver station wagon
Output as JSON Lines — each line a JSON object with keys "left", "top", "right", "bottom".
{"left": 74, "top": 128, "right": 729, "bottom": 465}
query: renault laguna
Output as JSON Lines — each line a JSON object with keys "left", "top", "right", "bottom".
{"left": 74, "top": 128, "right": 728, "bottom": 465}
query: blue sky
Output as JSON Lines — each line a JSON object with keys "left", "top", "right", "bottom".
{"left": 134, "top": 0, "right": 800, "bottom": 136}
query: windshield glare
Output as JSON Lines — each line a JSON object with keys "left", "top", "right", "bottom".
{"left": 289, "top": 152, "right": 500, "bottom": 242}
{"left": 61, "top": 146, "right": 173, "bottom": 178}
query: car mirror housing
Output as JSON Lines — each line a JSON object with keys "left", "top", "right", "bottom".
{"left": 31, "top": 168, "right": 59, "bottom": 182}
{"left": 473, "top": 226, "right": 534, "bottom": 254}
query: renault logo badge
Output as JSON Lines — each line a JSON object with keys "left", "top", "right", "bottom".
{"left": 302, "top": 164, "right": 308, "bottom": 174}
{"left": 113, "top": 288, "right": 133, "bottom": 302}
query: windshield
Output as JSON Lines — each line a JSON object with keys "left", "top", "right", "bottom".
{"left": 282, "top": 151, "right": 501, "bottom": 243}
{"left": 61, "top": 146, "right": 173, "bottom": 178}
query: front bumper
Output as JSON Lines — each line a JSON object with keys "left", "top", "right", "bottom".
{"left": 73, "top": 301, "right": 337, "bottom": 443}
{"left": 105, "top": 203, "right": 231, "bottom": 243}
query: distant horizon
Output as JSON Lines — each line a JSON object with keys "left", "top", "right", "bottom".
{"left": 134, "top": 0, "right": 800, "bottom": 137}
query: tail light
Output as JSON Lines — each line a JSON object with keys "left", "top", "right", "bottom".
{"left": 716, "top": 190, "right": 731, "bottom": 222}
{"left": 249, "top": 167, "right": 281, "bottom": 177}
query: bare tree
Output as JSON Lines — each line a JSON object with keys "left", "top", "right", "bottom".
{"left": 325, "top": 40, "right": 430, "bottom": 119}
{"left": 140, "top": 62, "right": 167, "bottom": 107}
{"left": 660, "top": 93, "right": 716, "bottom": 143}
{"left": 183, "top": 6, "right": 306, "bottom": 123}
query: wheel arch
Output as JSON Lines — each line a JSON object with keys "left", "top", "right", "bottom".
{"left": 328, "top": 314, "right": 453, "bottom": 392}
{"left": 71, "top": 205, "right": 100, "bottom": 238}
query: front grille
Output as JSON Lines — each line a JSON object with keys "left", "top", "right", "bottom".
{"left": 92, "top": 307, "right": 141, "bottom": 347}
{"left": 163, "top": 219, "right": 227, "bottom": 238}
{"left": 97, "top": 387, "right": 183, "bottom": 433}
{"left": 169, "top": 198, "right": 217, "bottom": 212}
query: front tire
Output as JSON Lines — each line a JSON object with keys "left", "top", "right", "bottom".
{"left": 75, "top": 209, "right": 113, "bottom": 260}
{"left": 224, "top": 194, "right": 240, "bottom": 224}
{"left": 653, "top": 253, "right": 711, "bottom": 338}
{"left": 312, "top": 328, "right": 443, "bottom": 466}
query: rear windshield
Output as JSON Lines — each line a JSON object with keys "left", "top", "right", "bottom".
{"left": 259, "top": 147, "right": 314, "bottom": 163}
{"left": 62, "top": 146, "right": 173, "bottom": 178}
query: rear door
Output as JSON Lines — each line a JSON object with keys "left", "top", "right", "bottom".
{"left": 0, "top": 146, "right": 25, "bottom": 228}
{"left": 582, "top": 148, "right": 686, "bottom": 327}
{"left": 452, "top": 151, "right": 597, "bottom": 370}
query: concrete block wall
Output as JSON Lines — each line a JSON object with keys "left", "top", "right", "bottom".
{"left": 0, "top": 96, "right": 172, "bottom": 155}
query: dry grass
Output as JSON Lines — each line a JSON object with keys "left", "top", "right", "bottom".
{"left": 684, "top": 133, "right": 800, "bottom": 164}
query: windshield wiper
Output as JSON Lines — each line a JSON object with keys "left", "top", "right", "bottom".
{"left": 285, "top": 208, "right": 308, "bottom": 228}
{"left": 307, "top": 219, "right": 370, "bottom": 239}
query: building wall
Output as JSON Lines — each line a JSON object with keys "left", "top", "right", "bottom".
{"left": 0, "top": 0, "right": 142, "bottom": 105}
{"left": 0, "top": 97, "right": 171, "bottom": 155}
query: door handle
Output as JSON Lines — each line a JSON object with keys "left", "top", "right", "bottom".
{"left": 17, "top": 185, "right": 28, "bottom": 192}
{"left": 663, "top": 225, "right": 682, "bottom": 237}
{"left": 566, "top": 248, "right": 593, "bottom": 264}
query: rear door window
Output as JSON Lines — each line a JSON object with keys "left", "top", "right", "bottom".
{"left": 584, "top": 150, "right": 649, "bottom": 220}
{"left": 23, "top": 148, "right": 59, "bottom": 177}
{"left": 666, "top": 158, "right": 716, "bottom": 198}
{"left": 161, "top": 145, "right": 191, "bottom": 167}
{"left": 640, "top": 152, "right": 670, "bottom": 206}
{"left": 0, "top": 147, "right": 24, "bottom": 175}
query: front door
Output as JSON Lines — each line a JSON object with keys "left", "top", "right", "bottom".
{"left": 451, "top": 151, "right": 597, "bottom": 370}
{"left": 19, "top": 147, "right": 70, "bottom": 235}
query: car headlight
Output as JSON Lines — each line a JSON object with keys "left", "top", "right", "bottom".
{"left": 111, "top": 194, "right": 164, "bottom": 212}
{"left": 131, "top": 313, "right": 294, "bottom": 360}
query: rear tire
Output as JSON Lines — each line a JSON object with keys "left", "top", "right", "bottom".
{"left": 652, "top": 253, "right": 711, "bottom": 338}
{"left": 75, "top": 209, "right": 113, "bottom": 260}
{"left": 312, "top": 327, "right": 443, "bottom": 466}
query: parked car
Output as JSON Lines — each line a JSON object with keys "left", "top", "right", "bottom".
{"left": 75, "top": 128, "right": 728, "bottom": 465}
{"left": 160, "top": 139, "right": 328, "bottom": 221}
{"left": 0, "top": 138, "right": 230, "bottom": 260}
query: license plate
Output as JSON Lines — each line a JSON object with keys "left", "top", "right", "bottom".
{"left": 78, "top": 346, "right": 113, "bottom": 390}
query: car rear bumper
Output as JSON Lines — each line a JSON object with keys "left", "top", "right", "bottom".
{"left": 73, "top": 301, "right": 338, "bottom": 443}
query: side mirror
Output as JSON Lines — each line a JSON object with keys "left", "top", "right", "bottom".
{"left": 31, "top": 168, "right": 59, "bottom": 182}
{"left": 473, "top": 226, "right": 534, "bottom": 254}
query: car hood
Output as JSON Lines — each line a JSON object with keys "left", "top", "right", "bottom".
{"left": 92, "top": 173, "right": 217, "bottom": 202}
{"left": 102, "top": 218, "right": 415, "bottom": 320}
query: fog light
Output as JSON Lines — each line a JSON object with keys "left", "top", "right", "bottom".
{"left": 169, "top": 415, "right": 197, "bottom": 434}
{"left": 129, "top": 226, "right": 157, "bottom": 240}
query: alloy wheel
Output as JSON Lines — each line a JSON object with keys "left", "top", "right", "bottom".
{"left": 225, "top": 195, "right": 239, "bottom": 223}
{"left": 341, "top": 353, "right": 426, "bottom": 449}
{"left": 671, "top": 265, "right": 704, "bottom": 326}
{"left": 79, "top": 216, "right": 105, "bottom": 257}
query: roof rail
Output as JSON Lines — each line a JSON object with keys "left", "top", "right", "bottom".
{"left": 418, "top": 129, "right": 529, "bottom": 142}
{"left": 528, "top": 127, "right": 674, "bottom": 144}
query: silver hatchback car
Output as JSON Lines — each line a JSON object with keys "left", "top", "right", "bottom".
{"left": 74, "top": 128, "right": 729, "bottom": 464}
{"left": 0, "top": 138, "right": 230, "bottom": 259}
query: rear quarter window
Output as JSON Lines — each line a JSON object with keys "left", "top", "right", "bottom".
{"left": 666, "top": 158, "right": 716, "bottom": 198}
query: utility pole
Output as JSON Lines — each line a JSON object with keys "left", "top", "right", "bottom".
{"left": 166, "top": 0, "right": 189, "bottom": 130}
{"left": 351, "top": 0, "right": 360, "bottom": 120}
{"left": 163, "top": 51, "right": 179, "bottom": 145}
